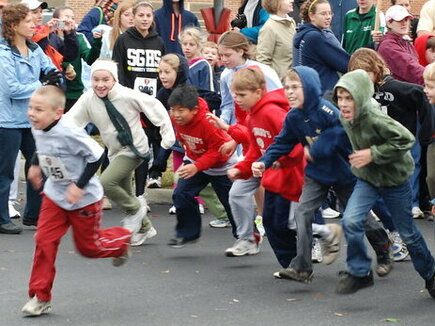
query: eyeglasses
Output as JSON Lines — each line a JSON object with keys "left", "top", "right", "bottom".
{"left": 316, "top": 11, "right": 334, "bottom": 17}
{"left": 285, "top": 85, "right": 303, "bottom": 92}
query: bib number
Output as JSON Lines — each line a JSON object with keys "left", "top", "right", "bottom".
{"left": 39, "top": 155, "right": 69, "bottom": 181}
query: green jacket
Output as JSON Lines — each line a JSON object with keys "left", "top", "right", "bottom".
{"left": 342, "top": 6, "right": 376, "bottom": 54}
{"left": 62, "top": 32, "right": 100, "bottom": 100}
{"left": 335, "top": 69, "right": 415, "bottom": 187}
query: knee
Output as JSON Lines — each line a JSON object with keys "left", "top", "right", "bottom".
{"left": 173, "top": 189, "right": 192, "bottom": 208}
{"left": 342, "top": 215, "right": 364, "bottom": 234}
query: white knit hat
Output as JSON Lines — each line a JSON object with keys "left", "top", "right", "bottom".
{"left": 90, "top": 60, "right": 119, "bottom": 82}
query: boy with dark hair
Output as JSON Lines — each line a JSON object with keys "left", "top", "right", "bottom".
{"left": 252, "top": 66, "right": 392, "bottom": 283}
{"left": 334, "top": 69, "right": 435, "bottom": 297}
{"left": 22, "top": 85, "right": 132, "bottom": 316}
{"left": 167, "top": 85, "right": 237, "bottom": 248}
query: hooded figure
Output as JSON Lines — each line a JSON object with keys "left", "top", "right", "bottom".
{"left": 335, "top": 69, "right": 415, "bottom": 188}
{"left": 154, "top": 0, "right": 200, "bottom": 55}
{"left": 414, "top": 34, "right": 435, "bottom": 67}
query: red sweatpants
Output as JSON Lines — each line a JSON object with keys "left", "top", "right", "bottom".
{"left": 28, "top": 196, "right": 131, "bottom": 302}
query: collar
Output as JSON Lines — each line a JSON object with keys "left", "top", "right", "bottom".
{"left": 270, "top": 14, "right": 293, "bottom": 22}
{"left": 43, "top": 119, "right": 60, "bottom": 132}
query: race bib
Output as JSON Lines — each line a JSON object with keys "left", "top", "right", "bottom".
{"left": 39, "top": 155, "right": 70, "bottom": 182}
{"left": 134, "top": 77, "right": 157, "bottom": 97}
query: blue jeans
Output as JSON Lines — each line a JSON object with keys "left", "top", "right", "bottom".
{"left": 0, "top": 128, "right": 42, "bottom": 225}
{"left": 343, "top": 179, "right": 435, "bottom": 280}
{"left": 410, "top": 139, "right": 421, "bottom": 207}
{"left": 172, "top": 169, "right": 236, "bottom": 240}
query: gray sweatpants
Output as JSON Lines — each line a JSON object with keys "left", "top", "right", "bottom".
{"left": 229, "top": 177, "right": 261, "bottom": 240}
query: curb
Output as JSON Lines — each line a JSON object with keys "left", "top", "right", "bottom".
{"left": 146, "top": 188, "right": 173, "bottom": 205}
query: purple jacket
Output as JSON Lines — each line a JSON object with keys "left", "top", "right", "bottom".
{"left": 377, "top": 32, "right": 424, "bottom": 86}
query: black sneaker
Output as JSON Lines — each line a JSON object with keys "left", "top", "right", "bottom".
{"left": 425, "top": 272, "right": 435, "bottom": 299}
{"left": 168, "top": 237, "right": 198, "bottom": 248}
{"left": 278, "top": 267, "right": 314, "bottom": 284}
{"left": 22, "top": 218, "right": 38, "bottom": 227}
{"left": 336, "top": 270, "right": 374, "bottom": 294}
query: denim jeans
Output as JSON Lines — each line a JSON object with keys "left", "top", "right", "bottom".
{"left": 172, "top": 169, "right": 236, "bottom": 240}
{"left": 410, "top": 139, "right": 421, "bottom": 207}
{"left": 0, "top": 128, "right": 42, "bottom": 225}
{"left": 343, "top": 179, "right": 435, "bottom": 280}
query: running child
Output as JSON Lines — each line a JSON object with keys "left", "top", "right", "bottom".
{"left": 334, "top": 69, "right": 435, "bottom": 297}
{"left": 252, "top": 66, "right": 391, "bottom": 283}
{"left": 65, "top": 59, "right": 175, "bottom": 246}
{"left": 167, "top": 85, "right": 237, "bottom": 248}
{"left": 208, "top": 67, "right": 304, "bottom": 260}
{"left": 22, "top": 85, "right": 132, "bottom": 316}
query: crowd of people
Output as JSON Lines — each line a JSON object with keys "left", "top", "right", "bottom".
{"left": 0, "top": 0, "right": 434, "bottom": 317}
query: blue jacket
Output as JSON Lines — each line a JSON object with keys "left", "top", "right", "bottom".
{"left": 259, "top": 66, "right": 355, "bottom": 186}
{"left": 240, "top": 8, "right": 269, "bottom": 44}
{"left": 0, "top": 40, "right": 55, "bottom": 128}
{"left": 293, "top": 23, "right": 349, "bottom": 94}
{"left": 77, "top": 7, "right": 106, "bottom": 43}
{"left": 154, "top": 0, "right": 200, "bottom": 55}
{"left": 188, "top": 58, "right": 215, "bottom": 92}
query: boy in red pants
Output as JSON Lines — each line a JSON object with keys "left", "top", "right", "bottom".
{"left": 22, "top": 86, "right": 132, "bottom": 316}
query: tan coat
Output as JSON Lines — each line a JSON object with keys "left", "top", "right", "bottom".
{"left": 256, "top": 15, "right": 296, "bottom": 79}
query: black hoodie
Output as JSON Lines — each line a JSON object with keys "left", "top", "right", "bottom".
{"left": 112, "top": 26, "right": 165, "bottom": 96}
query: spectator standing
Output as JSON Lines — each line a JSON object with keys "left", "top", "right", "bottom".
{"left": 257, "top": 0, "right": 296, "bottom": 79}
{"left": 231, "top": 0, "right": 270, "bottom": 44}
{"left": 417, "top": 0, "right": 435, "bottom": 37}
{"left": 154, "top": 0, "right": 199, "bottom": 55}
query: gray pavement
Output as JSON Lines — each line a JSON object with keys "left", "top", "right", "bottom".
{"left": 1, "top": 193, "right": 435, "bottom": 326}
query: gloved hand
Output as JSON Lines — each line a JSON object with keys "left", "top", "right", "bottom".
{"left": 41, "top": 69, "right": 64, "bottom": 87}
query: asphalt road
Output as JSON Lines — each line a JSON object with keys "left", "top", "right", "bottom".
{"left": 1, "top": 201, "right": 434, "bottom": 326}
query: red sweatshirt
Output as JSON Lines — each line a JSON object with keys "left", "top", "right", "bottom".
{"left": 172, "top": 97, "right": 233, "bottom": 171}
{"left": 234, "top": 88, "right": 305, "bottom": 201}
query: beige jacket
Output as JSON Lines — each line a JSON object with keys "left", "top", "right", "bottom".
{"left": 64, "top": 83, "right": 175, "bottom": 160}
{"left": 256, "top": 15, "right": 296, "bottom": 79}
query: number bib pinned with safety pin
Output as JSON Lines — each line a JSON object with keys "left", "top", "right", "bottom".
{"left": 39, "top": 155, "right": 70, "bottom": 182}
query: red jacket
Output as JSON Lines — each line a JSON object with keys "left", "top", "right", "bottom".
{"left": 172, "top": 97, "right": 233, "bottom": 171}
{"left": 234, "top": 88, "right": 305, "bottom": 201}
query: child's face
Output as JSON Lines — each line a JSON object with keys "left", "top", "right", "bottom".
{"left": 120, "top": 8, "right": 134, "bottom": 30}
{"left": 134, "top": 5, "right": 153, "bottom": 34}
{"left": 284, "top": 77, "right": 304, "bottom": 109}
{"left": 218, "top": 45, "right": 245, "bottom": 69}
{"left": 309, "top": 3, "right": 332, "bottom": 30}
{"left": 279, "top": 0, "right": 294, "bottom": 14}
{"left": 202, "top": 47, "right": 219, "bottom": 66}
{"left": 336, "top": 88, "right": 356, "bottom": 121}
{"left": 91, "top": 70, "right": 116, "bottom": 98}
{"left": 170, "top": 105, "right": 198, "bottom": 125}
{"left": 28, "top": 94, "right": 63, "bottom": 130}
{"left": 231, "top": 88, "right": 263, "bottom": 111}
{"left": 181, "top": 35, "right": 199, "bottom": 61}
{"left": 159, "top": 61, "right": 177, "bottom": 89}
{"left": 424, "top": 79, "right": 435, "bottom": 104}
{"left": 426, "top": 48, "right": 435, "bottom": 65}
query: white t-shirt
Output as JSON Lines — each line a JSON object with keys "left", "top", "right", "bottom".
{"left": 32, "top": 117, "right": 104, "bottom": 210}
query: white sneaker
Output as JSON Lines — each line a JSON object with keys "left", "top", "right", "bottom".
{"left": 8, "top": 201, "right": 20, "bottom": 219}
{"left": 137, "top": 195, "right": 151, "bottom": 213}
{"left": 311, "top": 237, "right": 323, "bottom": 263}
{"left": 321, "top": 207, "right": 341, "bottom": 219}
{"left": 22, "top": 296, "right": 52, "bottom": 316}
{"left": 225, "top": 239, "right": 260, "bottom": 257}
{"left": 412, "top": 206, "right": 424, "bottom": 219}
{"left": 169, "top": 205, "right": 176, "bottom": 214}
{"left": 209, "top": 218, "right": 231, "bottom": 228}
{"left": 199, "top": 203, "right": 205, "bottom": 215}
{"left": 131, "top": 227, "right": 157, "bottom": 246}
{"left": 255, "top": 215, "right": 266, "bottom": 236}
{"left": 391, "top": 231, "right": 409, "bottom": 262}
{"left": 147, "top": 177, "right": 162, "bottom": 189}
{"left": 112, "top": 245, "right": 132, "bottom": 267}
{"left": 122, "top": 205, "right": 146, "bottom": 233}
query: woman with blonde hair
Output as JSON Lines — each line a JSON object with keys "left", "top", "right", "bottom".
{"left": 99, "top": 0, "right": 134, "bottom": 59}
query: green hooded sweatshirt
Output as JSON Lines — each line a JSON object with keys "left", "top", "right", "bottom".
{"left": 335, "top": 69, "right": 415, "bottom": 187}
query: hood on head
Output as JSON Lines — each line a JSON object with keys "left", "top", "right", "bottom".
{"left": 414, "top": 34, "right": 435, "bottom": 67}
{"left": 334, "top": 69, "right": 375, "bottom": 121}
{"left": 291, "top": 66, "right": 322, "bottom": 112}
{"left": 163, "top": 0, "right": 184, "bottom": 13}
